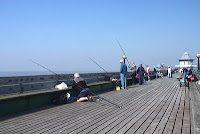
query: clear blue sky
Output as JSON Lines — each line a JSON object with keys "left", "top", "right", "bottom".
{"left": 0, "top": 0, "right": 200, "bottom": 72}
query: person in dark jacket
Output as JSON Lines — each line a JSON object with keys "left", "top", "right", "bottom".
{"left": 120, "top": 60, "right": 127, "bottom": 89}
{"left": 72, "top": 73, "right": 95, "bottom": 102}
{"left": 137, "top": 64, "right": 145, "bottom": 85}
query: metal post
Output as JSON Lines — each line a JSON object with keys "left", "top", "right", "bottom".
{"left": 198, "top": 57, "right": 200, "bottom": 71}
{"left": 197, "top": 54, "right": 200, "bottom": 71}
{"left": 122, "top": 55, "right": 126, "bottom": 64}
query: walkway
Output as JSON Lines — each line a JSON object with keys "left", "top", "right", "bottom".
{"left": 0, "top": 74, "right": 193, "bottom": 134}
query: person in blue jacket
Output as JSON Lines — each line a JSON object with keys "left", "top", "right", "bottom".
{"left": 137, "top": 64, "right": 145, "bottom": 85}
{"left": 120, "top": 60, "right": 127, "bottom": 89}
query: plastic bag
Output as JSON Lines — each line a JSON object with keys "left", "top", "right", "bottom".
{"left": 66, "top": 93, "right": 70, "bottom": 100}
{"left": 55, "top": 82, "right": 68, "bottom": 90}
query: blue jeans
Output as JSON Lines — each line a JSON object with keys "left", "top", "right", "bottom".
{"left": 77, "top": 88, "right": 90, "bottom": 99}
{"left": 168, "top": 72, "right": 171, "bottom": 78}
{"left": 120, "top": 74, "right": 127, "bottom": 88}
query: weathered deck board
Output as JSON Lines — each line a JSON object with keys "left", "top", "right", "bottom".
{"left": 0, "top": 74, "right": 194, "bottom": 134}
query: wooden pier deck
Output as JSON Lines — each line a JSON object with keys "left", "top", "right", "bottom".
{"left": 0, "top": 74, "right": 194, "bottom": 134}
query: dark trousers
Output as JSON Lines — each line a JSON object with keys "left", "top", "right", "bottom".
{"left": 132, "top": 72, "right": 136, "bottom": 85}
{"left": 139, "top": 78, "right": 143, "bottom": 85}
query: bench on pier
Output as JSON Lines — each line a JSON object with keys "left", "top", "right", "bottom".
{"left": 189, "top": 82, "right": 200, "bottom": 134}
{"left": 194, "top": 72, "right": 200, "bottom": 80}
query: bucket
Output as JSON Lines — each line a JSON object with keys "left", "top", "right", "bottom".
{"left": 116, "top": 86, "right": 120, "bottom": 91}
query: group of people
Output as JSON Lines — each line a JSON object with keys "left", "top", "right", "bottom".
{"left": 182, "top": 68, "right": 194, "bottom": 81}
{"left": 73, "top": 60, "right": 147, "bottom": 102}
{"left": 120, "top": 60, "right": 149, "bottom": 88}
{"left": 73, "top": 60, "right": 165, "bottom": 102}
{"left": 167, "top": 66, "right": 173, "bottom": 78}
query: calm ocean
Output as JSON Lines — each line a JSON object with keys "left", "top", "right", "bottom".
{"left": 0, "top": 71, "right": 105, "bottom": 77}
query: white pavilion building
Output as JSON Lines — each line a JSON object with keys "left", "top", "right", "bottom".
{"left": 175, "top": 52, "right": 197, "bottom": 70}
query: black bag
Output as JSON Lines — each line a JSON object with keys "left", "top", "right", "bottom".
{"left": 52, "top": 93, "right": 67, "bottom": 105}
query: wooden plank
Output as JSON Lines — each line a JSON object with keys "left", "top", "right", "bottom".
{"left": 152, "top": 84, "right": 180, "bottom": 134}
{"left": 182, "top": 88, "right": 191, "bottom": 134}
{"left": 103, "top": 80, "right": 174, "bottom": 134}
{"left": 162, "top": 83, "right": 183, "bottom": 134}
{"left": 127, "top": 82, "right": 178, "bottom": 134}
{"left": 143, "top": 84, "right": 179, "bottom": 134}
{"left": 172, "top": 86, "right": 185, "bottom": 134}
{"left": 132, "top": 83, "right": 180, "bottom": 134}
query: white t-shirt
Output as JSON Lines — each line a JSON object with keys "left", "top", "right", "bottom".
{"left": 168, "top": 68, "right": 171, "bottom": 73}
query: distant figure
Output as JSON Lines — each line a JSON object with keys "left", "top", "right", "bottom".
{"left": 72, "top": 73, "right": 95, "bottom": 102}
{"left": 186, "top": 68, "right": 192, "bottom": 76}
{"left": 153, "top": 66, "right": 157, "bottom": 79}
{"left": 137, "top": 64, "right": 145, "bottom": 85}
{"left": 170, "top": 65, "right": 173, "bottom": 78}
{"left": 186, "top": 68, "right": 194, "bottom": 82}
{"left": 168, "top": 66, "right": 172, "bottom": 78}
{"left": 161, "top": 64, "right": 164, "bottom": 74}
{"left": 146, "top": 65, "right": 150, "bottom": 81}
{"left": 120, "top": 60, "right": 127, "bottom": 89}
{"left": 129, "top": 61, "right": 137, "bottom": 85}
{"left": 182, "top": 68, "right": 188, "bottom": 77}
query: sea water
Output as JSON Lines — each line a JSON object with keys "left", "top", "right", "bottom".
{"left": 0, "top": 71, "right": 106, "bottom": 77}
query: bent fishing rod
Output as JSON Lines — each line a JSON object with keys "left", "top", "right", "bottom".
{"left": 115, "top": 38, "right": 131, "bottom": 67}
{"left": 29, "top": 59, "right": 121, "bottom": 108}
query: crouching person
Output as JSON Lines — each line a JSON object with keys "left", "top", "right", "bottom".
{"left": 72, "top": 73, "right": 95, "bottom": 102}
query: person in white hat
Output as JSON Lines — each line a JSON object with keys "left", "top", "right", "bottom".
{"left": 120, "top": 60, "right": 127, "bottom": 89}
{"left": 72, "top": 73, "right": 95, "bottom": 102}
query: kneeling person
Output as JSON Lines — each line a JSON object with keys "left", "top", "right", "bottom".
{"left": 72, "top": 73, "right": 95, "bottom": 102}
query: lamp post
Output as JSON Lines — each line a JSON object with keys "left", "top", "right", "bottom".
{"left": 122, "top": 55, "right": 127, "bottom": 63}
{"left": 197, "top": 54, "right": 200, "bottom": 71}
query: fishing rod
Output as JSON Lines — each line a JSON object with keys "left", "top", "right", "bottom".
{"left": 29, "top": 59, "right": 121, "bottom": 108}
{"left": 88, "top": 91, "right": 121, "bottom": 108}
{"left": 115, "top": 38, "right": 131, "bottom": 67}
{"left": 135, "top": 57, "right": 147, "bottom": 66}
{"left": 88, "top": 57, "right": 108, "bottom": 73}
{"left": 29, "top": 59, "right": 60, "bottom": 77}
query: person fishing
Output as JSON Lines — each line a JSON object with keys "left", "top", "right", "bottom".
{"left": 120, "top": 60, "right": 127, "bottom": 89}
{"left": 72, "top": 73, "right": 95, "bottom": 102}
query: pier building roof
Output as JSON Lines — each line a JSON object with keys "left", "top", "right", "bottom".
{"left": 178, "top": 52, "right": 195, "bottom": 61}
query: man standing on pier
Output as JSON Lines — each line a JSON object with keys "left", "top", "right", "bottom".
{"left": 137, "top": 64, "right": 145, "bottom": 85}
{"left": 72, "top": 73, "right": 95, "bottom": 102}
{"left": 129, "top": 61, "right": 137, "bottom": 85}
{"left": 146, "top": 65, "right": 150, "bottom": 81}
{"left": 168, "top": 66, "right": 171, "bottom": 78}
{"left": 120, "top": 60, "right": 127, "bottom": 89}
